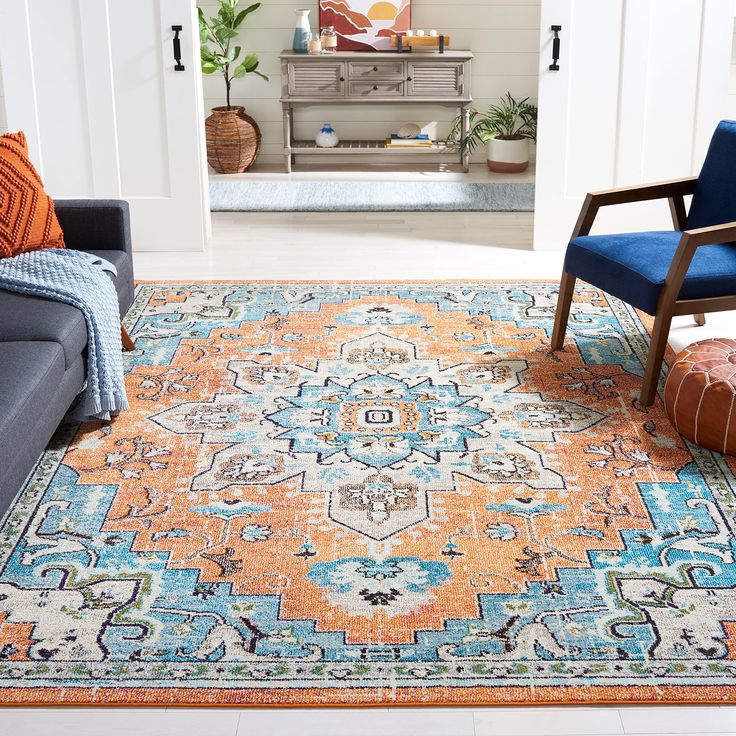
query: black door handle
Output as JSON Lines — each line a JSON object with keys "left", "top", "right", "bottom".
{"left": 549, "top": 25, "right": 561, "bottom": 71}
{"left": 172, "top": 25, "right": 185, "bottom": 71}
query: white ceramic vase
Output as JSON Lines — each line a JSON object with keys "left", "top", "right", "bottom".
{"left": 316, "top": 123, "right": 339, "bottom": 148}
{"left": 486, "top": 137, "right": 529, "bottom": 173}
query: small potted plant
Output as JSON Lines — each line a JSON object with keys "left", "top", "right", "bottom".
{"left": 199, "top": 0, "right": 269, "bottom": 173}
{"left": 447, "top": 93, "right": 537, "bottom": 172}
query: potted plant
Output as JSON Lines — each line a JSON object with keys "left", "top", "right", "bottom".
{"left": 199, "top": 0, "right": 269, "bottom": 173}
{"left": 447, "top": 93, "right": 538, "bottom": 172}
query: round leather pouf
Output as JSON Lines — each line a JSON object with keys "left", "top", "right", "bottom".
{"left": 664, "top": 338, "right": 736, "bottom": 456}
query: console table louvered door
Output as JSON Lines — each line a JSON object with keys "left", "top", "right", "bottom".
{"left": 279, "top": 50, "right": 473, "bottom": 172}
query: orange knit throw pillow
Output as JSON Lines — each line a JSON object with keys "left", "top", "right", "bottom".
{"left": 0, "top": 131, "right": 65, "bottom": 258}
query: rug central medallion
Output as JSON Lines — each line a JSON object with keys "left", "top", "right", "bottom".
{"left": 268, "top": 371, "right": 490, "bottom": 467}
{"left": 153, "top": 330, "right": 603, "bottom": 550}
{"left": 1, "top": 283, "right": 735, "bottom": 706}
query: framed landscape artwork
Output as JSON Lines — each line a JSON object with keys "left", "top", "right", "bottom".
{"left": 319, "top": 0, "right": 411, "bottom": 51}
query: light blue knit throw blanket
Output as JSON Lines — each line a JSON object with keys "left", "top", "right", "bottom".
{"left": 0, "top": 248, "right": 128, "bottom": 420}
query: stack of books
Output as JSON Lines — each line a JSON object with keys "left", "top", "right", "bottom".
{"left": 385, "top": 133, "right": 434, "bottom": 148}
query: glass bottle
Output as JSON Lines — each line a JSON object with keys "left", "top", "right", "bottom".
{"left": 292, "top": 9, "right": 311, "bottom": 54}
{"left": 320, "top": 25, "right": 337, "bottom": 54}
{"left": 307, "top": 32, "right": 322, "bottom": 55}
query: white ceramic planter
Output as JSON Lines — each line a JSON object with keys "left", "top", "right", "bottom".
{"left": 486, "top": 137, "right": 529, "bottom": 173}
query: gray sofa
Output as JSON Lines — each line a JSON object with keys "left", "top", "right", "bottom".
{"left": 0, "top": 200, "right": 135, "bottom": 516}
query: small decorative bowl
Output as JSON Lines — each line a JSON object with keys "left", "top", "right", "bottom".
{"left": 398, "top": 123, "right": 422, "bottom": 139}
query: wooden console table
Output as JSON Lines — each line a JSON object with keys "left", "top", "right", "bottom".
{"left": 279, "top": 50, "right": 473, "bottom": 173}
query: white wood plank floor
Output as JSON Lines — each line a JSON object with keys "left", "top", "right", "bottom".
{"left": 2, "top": 211, "right": 734, "bottom": 736}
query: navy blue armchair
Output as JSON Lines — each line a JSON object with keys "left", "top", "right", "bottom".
{"left": 552, "top": 120, "right": 736, "bottom": 406}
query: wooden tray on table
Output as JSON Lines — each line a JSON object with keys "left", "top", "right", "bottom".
{"left": 390, "top": 35, "right": 451, "bottom": 49}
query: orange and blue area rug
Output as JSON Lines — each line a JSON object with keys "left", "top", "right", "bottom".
{"left": 1, "top": 281, "right": 735, "bottom": 706}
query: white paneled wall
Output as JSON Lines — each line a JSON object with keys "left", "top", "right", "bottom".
{"left": 0, "top": 61, "right": 6, "bottom": 135}
{"left": 199, "top": 0, "right": 542, "bottom": 163}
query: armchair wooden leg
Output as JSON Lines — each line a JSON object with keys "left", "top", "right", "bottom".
{"left": 693, "top": 313, "right": 706, "bottom": 326}
{"left": 639, "top": 311, "right": 673, "bottom": 407}
{"left": 551, "top": 271, "right": 576, "bottom": 350}
{"left": 121, "top": 325, "right": 135, "bottom": 352}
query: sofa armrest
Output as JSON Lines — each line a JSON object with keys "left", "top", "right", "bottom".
{"left": 53, "top": 199, "right": 131, "bottom": 256}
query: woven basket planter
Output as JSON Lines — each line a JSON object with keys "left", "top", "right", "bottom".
{"left": 205, "top": 106, "right": 261, "bottom": 174}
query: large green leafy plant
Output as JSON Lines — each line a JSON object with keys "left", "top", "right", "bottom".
{"left": 447, "top": 92, "right": 538, "bottom": 157}
{"left": 198, "top": 0, "right": 268, "bottom": 109}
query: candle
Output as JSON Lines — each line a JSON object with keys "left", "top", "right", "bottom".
{"left": 307, "top": 33, "right": 322, "bottom": 54}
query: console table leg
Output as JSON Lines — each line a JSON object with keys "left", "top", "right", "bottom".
{"left": 461, "top": 104, "right": 470, "bottom": 173}
{"left": 283, "top": 106, "right": 293, "bottom": 173}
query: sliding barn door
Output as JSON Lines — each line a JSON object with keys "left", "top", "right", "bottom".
{"left": 534, "top": 0, "right": 733, "bottom": 251}
{"left": 0, "top": 0, "right": 210, "bottom": 252}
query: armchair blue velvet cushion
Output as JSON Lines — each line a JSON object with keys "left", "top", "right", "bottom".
{"left": 687, "top": 119, "right": 736, "bottom": 229}
{"left": 565, "top": 230, "right": 736, "bottom": 315}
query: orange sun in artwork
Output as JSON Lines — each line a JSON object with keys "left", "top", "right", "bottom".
{"left": 367, "top": 1, "right": 398, "bottom": 20}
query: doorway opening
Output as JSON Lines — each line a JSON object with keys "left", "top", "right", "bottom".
{"left": 197, "top": 0, "right": 541, "bottom": 217}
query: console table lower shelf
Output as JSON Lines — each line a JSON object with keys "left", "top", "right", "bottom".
{"left": 290, "top": 140, "right": 456, "bottom": 156}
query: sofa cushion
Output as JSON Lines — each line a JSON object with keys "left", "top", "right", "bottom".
{"left": 86, "top": 249, "right": 135, "bottom": 316}
{"left": 0, "top": 248, "right": 134, "bottom": 365}
{"left": 0, "top": 290, "right": 86, "bottom": 369}
{"left": 0, "top": 131, "right": 65, "bottom": 257}
{"left": 0, "top": 341, "right": 66, "bottom": 455}
{"left": 565, "top": 230, "right": 736, "bottom": 315}
{"left": 0, "top": 351, "right": 84, "bottom": 510}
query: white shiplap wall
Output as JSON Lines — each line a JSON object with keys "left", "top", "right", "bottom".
{"left": 199, "top": 0, "right": 542, "bottom": 163}
{"left": 0, "top": 61, "right": 6, "bottom": 135}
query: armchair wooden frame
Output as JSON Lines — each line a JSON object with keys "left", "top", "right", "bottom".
{"left": 551, "top": 176, "right": 736, "bottom": 407}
